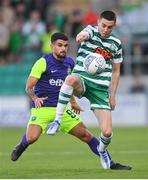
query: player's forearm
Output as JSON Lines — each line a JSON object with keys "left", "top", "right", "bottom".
{"left": 76, "top": 31, "right": 90, "bottom": 42}
{"left": 25, "top": 87, "right": 38, "bottom": 101}
{"left": 110, "top": 71, "right": 120, "bottom": 96}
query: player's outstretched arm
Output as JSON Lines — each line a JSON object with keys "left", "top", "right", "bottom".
{"left": 76, "top": 31, "right": 90, "bottom": 42}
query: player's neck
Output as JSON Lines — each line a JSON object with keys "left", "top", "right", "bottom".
{"left": 52, "top": 53, "right": 64, "bottom": 62}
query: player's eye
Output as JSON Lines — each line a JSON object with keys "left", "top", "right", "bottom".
{"left": 102, "top": 24, "right": 106, "bottom": 28}
{"left": 108, "top": 26, "right": 113, "bottom": 29}
{"left": 58, "top": 43, "right": 63, "bottom": 47}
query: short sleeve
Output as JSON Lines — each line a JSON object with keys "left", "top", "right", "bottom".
{"left": 30, "top": 57, "right": 46, "bottom": 78}
{"left": 113, "top": 45, "right": 123, "bottom": 64}
{"left": 82, "top": 25, "right": 94, "bottom": 39}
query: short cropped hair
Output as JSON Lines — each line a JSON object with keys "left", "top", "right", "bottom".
{"left": 51, "top": 32, "right": 68, "bottom": 43}
{"left": 100, "top": 10, "right": 116, "bottom": 23}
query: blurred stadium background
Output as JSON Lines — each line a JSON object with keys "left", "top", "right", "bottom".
{"left": 0, "top": 0, "right": 148, "bottom": 178}
{"left": 0, "top": 0, "right": 148, "bottom": 127}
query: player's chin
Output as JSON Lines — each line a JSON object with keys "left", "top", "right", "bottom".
{"left": 59, "top": 52, "right": 66, "bottom": 58}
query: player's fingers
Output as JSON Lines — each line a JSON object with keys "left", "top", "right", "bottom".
{"left": 35, "top": 102, "right": 41, "bottom": 108}
{"left": 76, "top": 35, "right": 80, "bottom": 42}
{"left": 76, "top": 110, "right": 80, "bottom": 114}
{"left": 111, "top": 105, "right": 115, "bottom": 111}
{"left": 42, "top": 96, "right": 48, "bottom": 100}
{"left": 75, "top": 109, "right": 81, "bottom": 114}
{"left": 80, "top": 107, "right": 84, "bottom": 112}
{"left": 71, "top": 108, "right": 77, "bottom": 114}
{"left": 76, "top": 36, "right": 83, "bottom": 42}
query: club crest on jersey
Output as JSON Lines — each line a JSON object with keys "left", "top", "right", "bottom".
{"left": 67, "top": 67, "right": 72, "bottom": 74}
{"left": 31, "top": 116, "right": 37, "bottom": 121}
{"left": 110, "top": 43, "right": 117, "bottom": 51}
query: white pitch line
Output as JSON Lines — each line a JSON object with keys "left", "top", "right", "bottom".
{"left": 0, "top": 150, "right": 148, "bottom": 156}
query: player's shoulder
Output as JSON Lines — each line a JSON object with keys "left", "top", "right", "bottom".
{"left": 65, "top": 56, "right": 75, "bottom": 62}
{"left": 43, "top": 53, "right": 53, "bottom": 61}
{"left": 108, "top": 34, "right": 122, "bottom": 45}
{"left": 31, "top": 56, "right": 46, "bottom": 74}
{"left": 65, "top": 55, "right": 74, "bottom": 61}
{"left": 86, "top": 25, "right": 98, "bottom": 32}
{"left": 34, "top": 56, "right": 46, "bottom": 65}
{"left": 64, "top": 56, "right": 75, "bottom": 67}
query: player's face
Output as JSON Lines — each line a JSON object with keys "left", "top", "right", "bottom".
{"left": 52, "top": 40, "right": 68, "bottom": 59}
{"left": 98, "top": 18, "right": 116, "bottom": 37}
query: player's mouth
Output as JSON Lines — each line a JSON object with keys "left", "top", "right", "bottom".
{"left": 60, "top": 52, "right": 66, "bottom": 55}
{"left": 102, "top": 32, "right": 107, "bottom": 37}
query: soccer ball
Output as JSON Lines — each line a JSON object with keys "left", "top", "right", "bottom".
{"left": 84, "top": 53, "right": 106, "bottom": 75}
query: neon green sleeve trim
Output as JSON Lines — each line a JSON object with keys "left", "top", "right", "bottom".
{"left": 30, "top": 57, "right": 46, "bottom": 79}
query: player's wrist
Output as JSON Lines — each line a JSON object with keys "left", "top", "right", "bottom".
{"left": 32, "top": 96, "right": 38, "bottom": 102}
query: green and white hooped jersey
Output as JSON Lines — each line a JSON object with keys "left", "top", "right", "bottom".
{"left": 73, "top": 25, "right": 123, "bottom": 89}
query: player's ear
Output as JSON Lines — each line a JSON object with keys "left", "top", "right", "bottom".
{"left": 97, "top": 19, "right": 100, "bottom": 25}
{"left": 114, "top": 23, "right": 117, "bottom": 28}
{"left": 51, "top": 42, "right": 53, "bottom": 49}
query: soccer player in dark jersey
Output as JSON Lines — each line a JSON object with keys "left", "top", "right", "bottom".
{"left": 11, "top": 32, "right": 131, "bottom": 170}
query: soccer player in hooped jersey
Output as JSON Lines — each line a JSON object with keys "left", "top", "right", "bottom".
{"left": 11, "top": 32, "right": 131, "bottom": 170}
{"left": 47, "top": 11, "right": 132, "bottom": 170}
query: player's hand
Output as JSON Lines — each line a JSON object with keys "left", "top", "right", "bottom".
{"left": 109, "top": 95, "right": 116, "bottom": 111}
{"left": 76, "top": 32, "right": 88, "bottom": 42}
{"left": 34, "top": 97, "right": 48, "bottom": 108}
{"left": 71, "top": 102, "right": 84, "bottom": 114}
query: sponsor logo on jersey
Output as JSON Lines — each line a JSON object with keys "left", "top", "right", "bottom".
{"left": 109, "top": 42, "right": 117, "bottom": 51}
{"left": 67, "top": 67, "right": 72, "bottom": 74}
{"left": 95, "top": 47, "right": 112, "bottom": 59}
{"left": 31, "top": 116, "right": 37, "bottom": 121}
{"left": 51, "top": 70, "right": 57, "bottom": 73}
{"left": 49, "top": 79, "right": 64, "bottom": 86}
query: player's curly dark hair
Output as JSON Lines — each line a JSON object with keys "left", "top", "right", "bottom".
{"left": 51, "top": 32, "right": 68, "bottom": 43}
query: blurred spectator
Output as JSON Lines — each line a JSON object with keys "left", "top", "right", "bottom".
{"left": 130, "top": 77, "right": 147, "bottom": 93}
{"left": 8, "top": 20, "right": 22, "bottom": 63}
{"left": 22, "top": 9, "right": 45, "bottom": 35}
{"left": 132, "top": 43, "right": 143, "bottom": 75}
{"left": 15, "top": 2, "right": 26, "bottom": 22}
{"left": 1, "top": 0, "right": 16, "bottom": 28}
{"left": 22, "top": 10, "right": 45, "bottom": 50}
{"left": 22, "top": 9, "right": 45, "bottom": 61}
{"left": 132, "top": 43, "right": 142, "bottom": 57}
{"left": 0, "top": 10, "right": 10, "bottom": 64}
{"left": 41, "top": 22, "right": 58, "bottom": 54}
{"left": 54, "top": 9, "right": 67, "bottom": 32}
{"left": 83, "top": 7, "right": 98, "bottom": 26}
{"left": 46, "top": 1, "right": 67, "bottom": 32}
{"left": 23, "top": 24, "right": 41, "bottom": 50}
{"left": 68, "top": 7, "right": 84, "bottom": 38}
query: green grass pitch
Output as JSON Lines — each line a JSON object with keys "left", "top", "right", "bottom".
{"left": 0, "top": 127, "right": 148, "bottom": 179}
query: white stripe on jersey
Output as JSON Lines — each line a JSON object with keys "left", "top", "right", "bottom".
{"left": 108, "top": 36, "right": 121, "bottom": 44}
{"left": 80, "top": 74, "right": 110, "bottom": 87}
{"left": 90, "top": 35, "right": 118, "bottom": 51}
{"left": 113, "top": 58, "right": 123, "bottom": 63}
{"left": 74, "top": 65, "right": 112, "bottom": 77}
